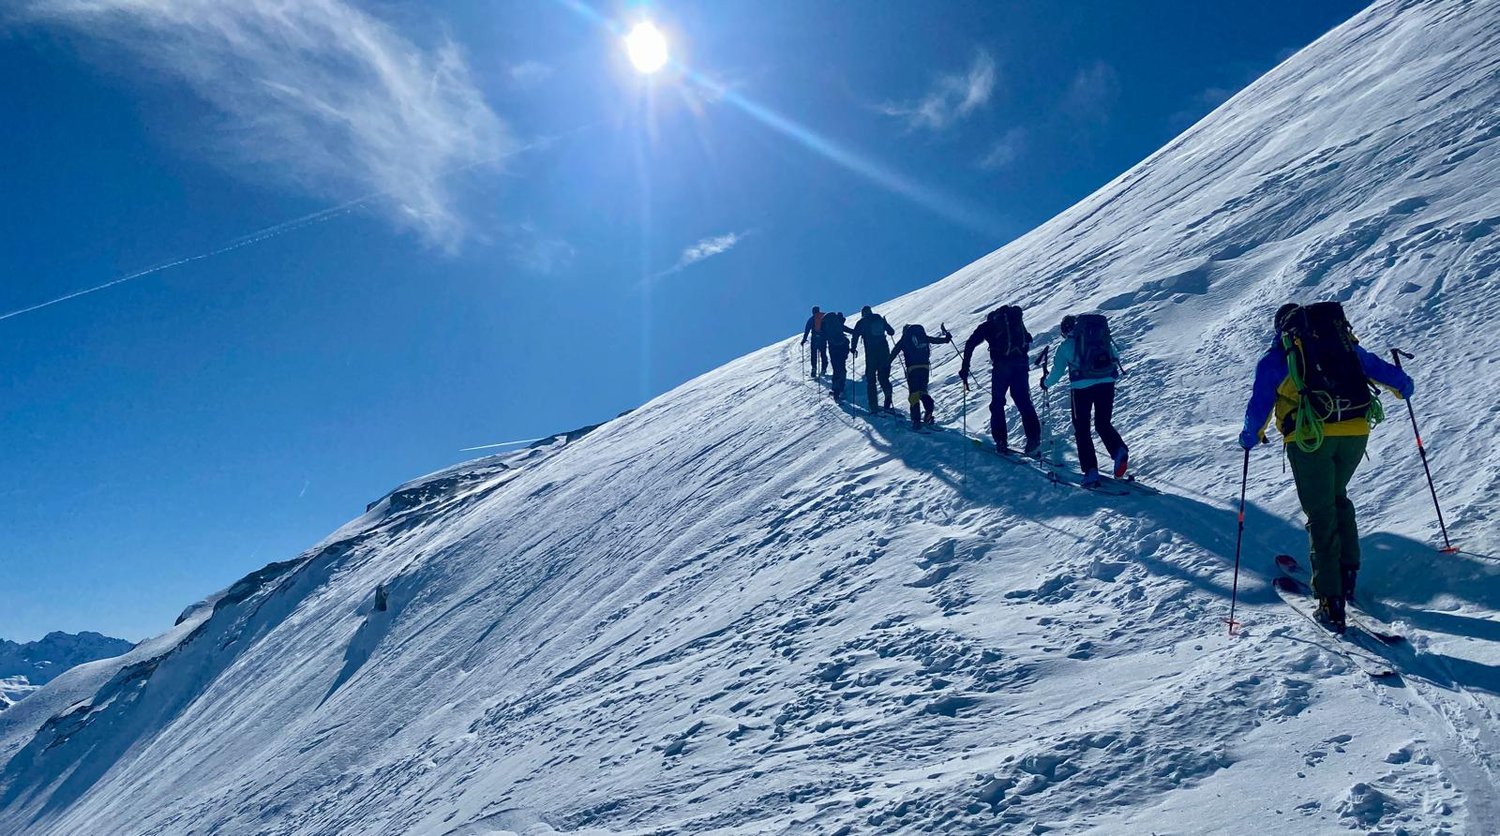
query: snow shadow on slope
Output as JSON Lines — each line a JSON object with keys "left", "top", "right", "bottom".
{"left": 833, "top": 396, "right": 1500, "bottom": 695}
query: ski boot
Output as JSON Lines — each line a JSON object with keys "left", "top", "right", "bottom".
{"left": 1314, "top": 596, "right": 1347, "bottom": 634}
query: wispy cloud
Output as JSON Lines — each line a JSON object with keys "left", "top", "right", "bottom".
{"left": 978, "top": 127, "right": 1027, "bottom": 171}
{"left": 21, "top": 0, "right": 509, "bottom": 249}
{"left": 508, "top": 60, "right": 554, "bottom": 87}
{"left": 879, "top": 50, "right": 997, "bottom": 132}
{"left": 504, "top": 223, "right": 575, "bottom": 275}
{"left": 677, "top": 232, "right": 745, "bottom": 269}
{"left": 1167, "top": 86, "right": 1237, "bottom": 131}
{"left": 647, "top": 230, "right": 751, "bottom": 283}
{"left": 1061, "top": 60, "right": 1121, "bottom": 124}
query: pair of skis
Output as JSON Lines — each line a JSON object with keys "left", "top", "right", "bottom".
{"left": 1272, "top": 554, "right": 1404, "bottom": 679}
{"left": 987, "top": 444, "right": 1154, "bottom": 497}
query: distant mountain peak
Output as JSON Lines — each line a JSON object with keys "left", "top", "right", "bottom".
{"left": 0, "top": 631, "right": 136, "bottom": 690}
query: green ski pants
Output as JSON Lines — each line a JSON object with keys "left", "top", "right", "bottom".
{"left": 1286, "top": 434, "right": 1368, "bottom": 599}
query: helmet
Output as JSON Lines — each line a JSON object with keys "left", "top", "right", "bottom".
{"left": 1275, "top": 303, "right": 1300, "bottom": 332}
{"left": 812, "top": 305, "right": 821, "bottom": 313}
{"left": 862, "top": 305, "right": 873, "bottom": 315}
{"left": 1060, "top": 315, "right": 1077, "bottom": 335}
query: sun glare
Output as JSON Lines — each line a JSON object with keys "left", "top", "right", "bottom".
{"left": 625, "top": 21, "right": 668, "bottom": 75}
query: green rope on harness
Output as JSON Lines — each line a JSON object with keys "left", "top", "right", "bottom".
{"left": 1367, "top": 391, "right": 1386, "bottom": 428}
{"left": 1282, "top": 335, "right": 1384, "bottom": 454}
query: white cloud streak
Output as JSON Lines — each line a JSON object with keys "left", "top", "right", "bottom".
{"left": 880, "top": 51, "right": 997, "bottom": 132}
{"left": 1061, "top": 60, "right": 1122, "bottom": 124}
{"left": 645, "top": 230, "right": 751, "bottom": 285}
{"left": 978, "top": 127, "right": 1027, "bottom": 171}
{"left": 505, "top": 223, "right": 575, "bottom": 275}
{"left": 508, "top": 60, "right": 554, "bottom": 86}
{"left": 21, "top": 0, "right": 509, "bottom": 249}
{"left": 677, "top": 232, "right": 744, "bottom": 268}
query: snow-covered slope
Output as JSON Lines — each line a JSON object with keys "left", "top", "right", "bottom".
{"left": 0, "top": 632, "right": 136, "bottom": 690}
{"left": 0, "top": 632, "right": 135, "bottom": 713}
{"left": 4, "top": 0, "right": 1499, "bottom": 833}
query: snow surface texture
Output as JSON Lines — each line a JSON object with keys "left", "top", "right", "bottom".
{"left": 4, "top": 0, "right": 1500, "bottom": 832}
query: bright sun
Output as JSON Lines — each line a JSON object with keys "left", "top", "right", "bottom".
{"left": 624, "top": 21, "right": 668, "bottom": 75}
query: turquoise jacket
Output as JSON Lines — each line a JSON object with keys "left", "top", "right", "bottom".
{"left": 1042, "top": 336, "right": 1120, "bottom": 390}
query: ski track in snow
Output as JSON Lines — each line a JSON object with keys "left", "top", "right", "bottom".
{"left": 4, "top": 0, "right": 1500, "bottom": 833}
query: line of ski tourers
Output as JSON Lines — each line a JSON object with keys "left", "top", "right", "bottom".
{"left": 802, "top": 303, "right": 1131, "bottom": 489}
{"left": 803, "top": 299, "right": 1425, "bottom": 635}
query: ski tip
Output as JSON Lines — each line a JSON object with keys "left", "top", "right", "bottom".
{"left": 1274, "top": 554, "right": 1299, "bottom": 570}
{"left": 1272, "top": 575, "right": 1305, "bottom": 593}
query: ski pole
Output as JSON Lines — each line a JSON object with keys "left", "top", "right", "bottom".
{"left": 1390, "top": 349, "right": 1457, "bottom": 554}
{"left": 1035, "top": 347, "right": 1051, "bottom": 461}
{"left": 936, "top": 322, "right": 972, "bottom": 438}
{"left": 1226, "top": 447, "right": 1249, "bottom": 636}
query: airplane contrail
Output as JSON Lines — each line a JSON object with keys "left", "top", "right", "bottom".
{"left": 0, "top": 197, "right": 364, "bottom": 323}
{"left": 0, "top": 129, "right": 595, "bottom": 324}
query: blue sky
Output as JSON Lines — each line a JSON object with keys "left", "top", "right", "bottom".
{"left": 0, "top": 0, "right": 1371, "bottom": 642}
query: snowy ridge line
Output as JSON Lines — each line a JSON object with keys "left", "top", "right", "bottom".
{"left": 5, "top": 0, "right": 1500, "bottom": 831}
{"left": 0, "top": 430, "right": 595, "bottom": 829}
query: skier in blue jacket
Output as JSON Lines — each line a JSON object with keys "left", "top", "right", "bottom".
{"left": 1239, "top": 302, "right": 1414, "bottom": 630}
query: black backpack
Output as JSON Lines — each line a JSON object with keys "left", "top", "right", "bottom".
{"left": 1278, "top": 301, "right": 1371, "bottom": 426}
{"left": 986, "top": 305, "right": 1028, "bottom": 358}
{"left": 1069, "top": 314, "right": 1117, "bottom": 381}
{"left": 900, "top": 324, "right": 931, "bottom": 366}
{"left": 823, "top": 312, "right": 848, "bottom": 347}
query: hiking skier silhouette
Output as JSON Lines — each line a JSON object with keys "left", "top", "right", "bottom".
{"left": 1043, "top": 313, "right": 1129, "bottom": 488}
{"left": 850, "top": 305, "right": 896, "bottom": 412}
{"left": 1239, "top": 302, "right": 1413, "bottom": 632}
{"left": 801, "top": 306, "right": 829, "bottom": 379}
{"left": 891, "top": 324, "right": 954, "bottom": 431}
{"left": 960, "top": 305, "right": 1042, "bottom": 456}
{"left": 821, "top": 311, "right": 856, "bottom": 403}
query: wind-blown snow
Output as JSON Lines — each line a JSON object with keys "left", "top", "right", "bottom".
{"left": 3, "top": 0, "right": 1499, "bottom": 833}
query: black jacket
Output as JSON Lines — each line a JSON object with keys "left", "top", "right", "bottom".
{"left": 893, "top": 330, "right": 953, "bottom": 370}
{"left": 821, "top": 316, "right": 855, "bottom": 350}
{"left": 961, "top": 319, "right": 1033, "bottom": 372}
{"left": 851, "top": 314, "right": 896, "bottom": 357}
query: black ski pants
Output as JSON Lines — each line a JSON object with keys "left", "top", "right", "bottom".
{"left": 1069, "top": 382, "right": 1126, "bottom": 475}
{"left": 864, "top": 352, "right": 893, "bottom": 410}
{"left": 809, "top": 337, "right": 828, "bottom": 377}
{"left": 991, "top": 357, "right": 1041, "bottom": 450}
{"left": 907, "top": 366, "right": 934, "bottom": 427}
{"left": 829, "top": 346, "right": 850, "bottom": 402}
